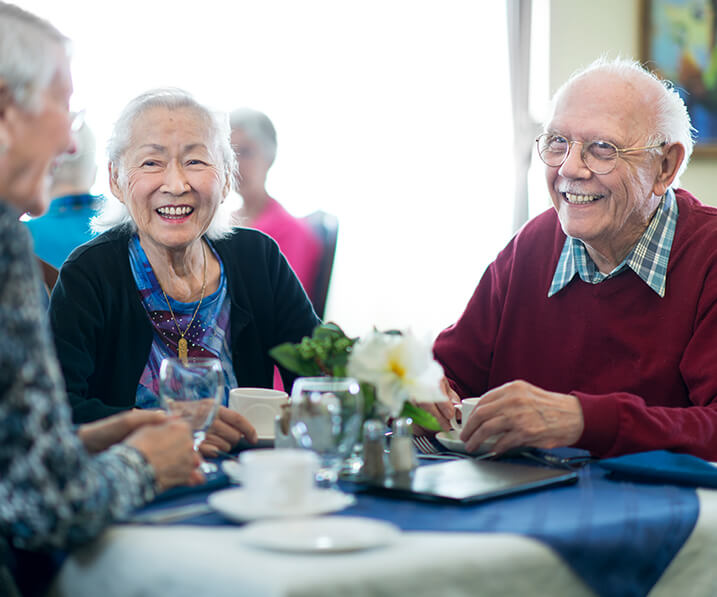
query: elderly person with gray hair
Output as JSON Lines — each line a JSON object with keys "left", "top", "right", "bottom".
{"left": 0, "top": 4, "right": 201, "bottom": 594}
{"left": 434, "top": 57, "right": 717, "bottom": 460}
{"left": 24, "top": 120, "right": 101, "bottom": 268}
{"left": 230, "top": 108, "right": 322, "bottom": 303}
{"left": 48, "top": 89, "right": 320, "bottom": 457}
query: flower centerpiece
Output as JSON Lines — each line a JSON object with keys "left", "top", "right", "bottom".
{"left": 270, "top": 323, "right": 444, "bottom": 430}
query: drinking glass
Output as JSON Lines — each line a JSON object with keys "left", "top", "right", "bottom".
{"left": 290, "top": 377, "right": 363, "bottom": 488}
{"left": 159, "top": 357, "right": 223, "bottom": 474}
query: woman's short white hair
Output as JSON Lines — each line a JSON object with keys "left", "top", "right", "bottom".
{"left": 0, "top": 1, "right": 69, "bottom": 111}
{"left": 229, "top": 107, "right": 277, "bottom": 166}
{"left": 93, "top": 88, "right": 238, "bottom": 239}
{"left": 549, "top": 57, "right": 695, "bottom": 186}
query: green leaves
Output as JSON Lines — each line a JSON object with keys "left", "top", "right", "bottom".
{"left": 269, "top": 322, "right": 357, "bottom": 377}
{"left": 399, "top": 402, "right": 441, "bottom": 431}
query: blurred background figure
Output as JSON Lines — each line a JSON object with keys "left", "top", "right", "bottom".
{"left": 24, "top": 119, "right": 100, "bottom": 269}
{"left": 230, "top": 108, "right": 322, "bottom": 305}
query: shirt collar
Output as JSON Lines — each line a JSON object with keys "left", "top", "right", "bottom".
{"left": 548, "top": 188, "right": 678, "bottom": 298}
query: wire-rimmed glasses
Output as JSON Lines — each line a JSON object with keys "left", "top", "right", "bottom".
{"left": 535, "top": 133, "right": 666, "bottom": 175}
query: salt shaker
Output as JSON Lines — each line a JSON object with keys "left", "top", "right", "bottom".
{"left": 389, "top": 416, "right": 417, "bottom": 473}
{"left": 361, "top": 419, "right": 386, "bottom": 479}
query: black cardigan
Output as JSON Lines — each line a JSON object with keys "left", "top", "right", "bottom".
{"left": 49, "top": 226, "right": 320, "bottom": 423}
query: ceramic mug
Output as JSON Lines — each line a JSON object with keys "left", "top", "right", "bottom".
{"left": 239, "top": 448, "right": 318, "bottom": 506}
{"left": 228, "top": 388, "right": 288, "bottom": 439}
{"left": 449, "top": 396, "right": 501, "bottom": 449}
{"left": 449, "top": 396, "right": 483, "bottom": 432}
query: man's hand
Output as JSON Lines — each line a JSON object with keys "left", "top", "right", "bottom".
{"left": 199, "top": 406, "right": 258, "bottom": 457}
{"left": 78, "top": 409, "right": 168, "bottom": 453}
{"left": 459, "top": 380, "right": 584, "bottom": 454}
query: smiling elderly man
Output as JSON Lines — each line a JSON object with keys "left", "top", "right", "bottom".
{"left": 433, "top": 57, "right": 717, "bottom": 460}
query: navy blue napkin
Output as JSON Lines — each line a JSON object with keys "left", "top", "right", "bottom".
{"left": 600, "top": 450, "right": 717, "bottom": 487}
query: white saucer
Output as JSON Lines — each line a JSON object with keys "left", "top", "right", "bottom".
{"left": 209, "top": 487, "right": 356, "bottom": 522}
{"left": 435, "top": 431, "right": 496, "bottom": 454}
{"left": 239, "top": 516, "right": 401, "bottom": 553}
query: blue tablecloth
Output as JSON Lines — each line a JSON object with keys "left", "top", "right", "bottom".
{"left": 132, "top": 454, "right": 699, "bottom": 597}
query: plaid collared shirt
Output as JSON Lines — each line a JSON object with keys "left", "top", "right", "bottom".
{"left": 548, "top": 188, "right": 678, "bottom": 298}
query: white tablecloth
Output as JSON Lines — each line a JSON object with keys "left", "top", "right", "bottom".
{"left": 50, "top": 488, "right": 717, "bottom": 597}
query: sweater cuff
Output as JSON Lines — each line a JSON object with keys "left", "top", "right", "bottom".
{"left": 572, "top": 391, "right": 620, "bottom": 457}
{"left": 110, "top": 444, "right": 158, "bottom": 503}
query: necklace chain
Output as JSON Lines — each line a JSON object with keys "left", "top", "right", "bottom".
{"left": 160, "top": 243, "right": 207, "bottom": 361}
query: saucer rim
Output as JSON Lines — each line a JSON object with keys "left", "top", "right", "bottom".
{"left": 208, "top": 487, "right": 355, "bottom": 522}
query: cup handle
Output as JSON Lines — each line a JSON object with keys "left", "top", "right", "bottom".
{"left": 449, "top": 403, "right": 464, "bottom": 432}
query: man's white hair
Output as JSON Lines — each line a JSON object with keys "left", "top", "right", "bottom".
{"left": 0, "top": 1, "right": 69, "bottom": 111}
{"left": 92, "top": 88, "right": 238, "bottom": 239}
{"left": 548, "top": 57, "right": 695, "bottom": 186}
{"left": 50, "top": 121, "right": 97, "bottom": 192}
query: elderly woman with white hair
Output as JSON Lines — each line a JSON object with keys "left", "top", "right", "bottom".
{"left": 48, "top": 89, "right": 320, "bottom": 455}
{"left": 0, "top": 4, "right": 200, "bottom": 594}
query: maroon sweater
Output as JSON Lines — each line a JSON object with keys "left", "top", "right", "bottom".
{"left": 434, "top": 189, "right": 717, "bottom": 459}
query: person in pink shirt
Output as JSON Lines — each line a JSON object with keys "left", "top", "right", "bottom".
{"left": 230, "top": 108, "right": 321, "bottom": 303}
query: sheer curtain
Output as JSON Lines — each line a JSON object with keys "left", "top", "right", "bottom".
{"left": 21, "top": 0, "right": 515, "bottom": 339}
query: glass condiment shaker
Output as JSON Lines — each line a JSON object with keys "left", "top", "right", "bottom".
{"left": 389, "top": 416, "right": 417, "bottom": 473}
{"left": 361, "top": 418, "right": 386, "bottom": 479}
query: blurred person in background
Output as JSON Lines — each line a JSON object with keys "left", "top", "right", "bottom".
{"left": 24, "top": 119, "right": 101, "bottom": 269}
{"left": 0, "top": 4, "right": 201, "bottom": 594}
{"left": 230, "top": 108, "right": 321, "bottom": 301}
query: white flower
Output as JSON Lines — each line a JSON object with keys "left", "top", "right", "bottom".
{"left": 347, "top": 330, "right": 445, "bottom": 417}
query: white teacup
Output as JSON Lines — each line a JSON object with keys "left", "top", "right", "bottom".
{"left": 449, "top": 397, "right": 501, "bottom": 449}
{"left": 229, "top": 388, "right": 288, "bottom": 439}
{"left": 450, "top": 396, "right": 483, "bottom": 432}
{"left": 238, "top": 449, "right": 318, "bottom": 506}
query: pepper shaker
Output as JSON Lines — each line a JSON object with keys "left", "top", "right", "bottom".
{"left": 361, "top": 419, "right": 386, "bottom": 479}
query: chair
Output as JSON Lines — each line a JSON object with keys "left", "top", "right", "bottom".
{"left": 303, "top": 211, "right": 339, "bottom": 320}
{"left": 37, "top": 256, "right": 59, "bottom": 294}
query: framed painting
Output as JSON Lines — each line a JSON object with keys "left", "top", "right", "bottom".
{"left": 641, "top": 0, "right": 717, "bottom": 154}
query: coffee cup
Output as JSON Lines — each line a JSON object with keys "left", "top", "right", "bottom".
{"left": 449, "top": 396, "right": 501, "bottom": 449}
{"left": 238, "top": 448, "right": 318, "bottom": 506}
{"left": 228, "top": 388, "right": 288, "bottom": 439}
{"left": 450, "top": 396, "right": 483, "bottom": 432}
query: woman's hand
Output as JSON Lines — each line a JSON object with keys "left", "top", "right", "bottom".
{"left": 199, "top": 406, "right": 258, "bottom": 457}
{"left": 125, "top": 418, "right": 204, "bottom": 491}
{"left": 78, "top": 409, "right": 168, "bottom": 453}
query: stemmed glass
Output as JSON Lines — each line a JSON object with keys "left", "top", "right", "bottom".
{"left": 159, "top": 357, "right": 223, "bottom": 474}
{"left": 290, "top": 376, "right": 363, "bottom": 488}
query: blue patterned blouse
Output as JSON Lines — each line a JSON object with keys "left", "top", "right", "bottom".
{"left": 128, "top": 235, "right": 237, "bottom": 409}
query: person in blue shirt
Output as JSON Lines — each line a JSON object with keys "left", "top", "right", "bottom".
{"left": 24, "top": 120, "right": 100, "bottom": 268}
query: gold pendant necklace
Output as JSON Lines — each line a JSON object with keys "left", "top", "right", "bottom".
{"left": 161, "top": 242, "right": 207, "bottom": 362}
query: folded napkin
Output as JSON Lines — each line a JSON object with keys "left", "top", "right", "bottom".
{"left": 600, "top": 450, "right": 717, "bottom": 487}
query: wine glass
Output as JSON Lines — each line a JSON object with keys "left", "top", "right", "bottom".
{"left": 159, "top": 357, "right": 223, "bottom": 474}
{"left": 290, "top": 376, "right": 363, "bottom": 488}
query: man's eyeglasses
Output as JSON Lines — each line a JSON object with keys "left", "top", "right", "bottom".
{"left": 535, "top": 133, "right": 666, "bottom": 175}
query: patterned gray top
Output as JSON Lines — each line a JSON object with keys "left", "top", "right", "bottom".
{"left": 0, "top": 201, "right": 157, "bottom": 551}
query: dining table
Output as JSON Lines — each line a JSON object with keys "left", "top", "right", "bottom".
{"left": 48, "top": 448, "right": 717, "bottom": 597}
